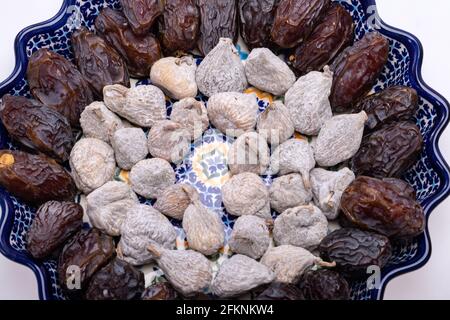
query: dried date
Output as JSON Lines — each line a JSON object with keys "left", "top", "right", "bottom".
{"left": 72, "top": 27, "right": 130, "bottom": 98}
{"left": 85, "top": 258, "right": 145, "bottom": 300}
{"left": 141, "top": 282, "right": 179, "bottom": 300}
{"left": 197, "top": 0, "right": 238, "bottom": 55}
{"left": 318, "top": 228, "right": 392, "bottom": 277}
{"left": 27, "top": 48, "right": 94, "bottom": 127}
{"left": 120, "top": 0, "right": 163, "bottom": 35}
{"left": 256, "top": 283, "right": 305, "bottom": 300}
{"left": 351, "top": 121, "right": 423, "bottom": 178}
{"left": 0, "top": 150, "right": 76, "bottom": 205}
{"left": 27, "top": 201, "right": 83, "bottom": 259}
{"left": 95, "top": 7, "right": 162, "bottom": 78}
{"left": 353, "top": 86, "right": 419, "bottom": 132}
{"left": 159, "top": 0, "right": 200, "bottom": 54}
{"left": 291, "top": 4, "right": 354, "bottom": 75}
{"left": 239, "top": 0, "right": 278, "bottom": 49}
{"left": 330, "top": 31, "right": 389, "bottom": 113}
{"left": 271, "top": 0, "right": 330, "bottom": 49}
{"left": 340, "top": 176, "right": 425, "bottom": 238}
{"left": 0, "top": 95, "right": 73, "bottom": 162}
{"left": 298, "top": 269, "right": 350, "bottom": 300}
{"left": 58, "top": 229, "right": 115, "bottom": 295}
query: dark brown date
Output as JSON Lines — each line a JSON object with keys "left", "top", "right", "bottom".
{"left": 85, "top": 259, "right": 145, "bottom": 300}
{"left": 354, "top": 86, "right": 419, "bottom": 132}
{"left": 27, "top": 201, "right": 83, "bottom": 259}
{"left": 0, "top": 150, "right": 76, "bottom": 205}
{"left": 239, "top": 0, "right": 278, "bottom": 50}
{"left": 95, "top": 8, "right": 162, "bottom": 78}
{"left": 291, "top": 3, "right": 354, "bottom": 75}
{"left": 318, "top": 228, "right": 391, "bottom": 278}
{"left": 141, "top": 282, "right": 180, "bottom": 300}
{"left": 27, "top": 48, "right": 94, "bottom": 127}
{"left": 351, "top": 121, "right": 423, "bottom": 178}
{"left": 159, "top": 0, "right": 200, "bottom": 54}
{"left": 197, "top": 0, "right": 238, "bottom": 55}
{"left": 58, "top": 228, "right": 115, "bottom": 295}
{"left": 340, "top": 176, "right": 425, "bottom": 239}
{"left": 256, "top": 283, "right": 305, "bottom": 300}
{"left": 330, "top": 32, "right": 389, "bottom": 113}
{"left": 120, "top": 0, "right": 163, "bottom": 35}
{"left": 71, "top": 27, "right": 130, "bottom": 98}
{"left": 0, "top": 95, "right": 73, "bottom": 162}
{"left": 298, "top": 269, "right": 351, "bottom": 299}
{"left": 271, "top": 0, "right": 330, "bottom": 49}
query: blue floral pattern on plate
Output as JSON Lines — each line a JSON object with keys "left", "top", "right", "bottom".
{"left": 0, "top": 0, "right": 449, "bottom": 300}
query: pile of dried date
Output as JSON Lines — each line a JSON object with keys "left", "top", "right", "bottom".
{"left": 0, "top": 0, "right": 425, "bottom": 301}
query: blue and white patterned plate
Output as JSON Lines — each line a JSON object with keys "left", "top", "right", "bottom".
{"left": 0, "top": 0, "right": 450, "bottom": 300}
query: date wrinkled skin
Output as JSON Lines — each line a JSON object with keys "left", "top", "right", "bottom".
{"left": 351, "top": 121, "right": 423, "bottom": 178}
{"left": 256, "top": 283, "right": 305, "bottom": 300}
{"left": 239, "top": 0, "right": 278, "bottom": 49}
{"left": 0, "top": 150, "right": 76, "bottom": 205}
{"left": 318, "top": 228, "right": 392, "bottom": 277}
{"left": 58, "top": 229, "right": 115, "bottom": 295}
{"left": 271, "top": 0, "right": 330, "bottom": 49}
{"left": 353, "top": 86, "right": 419, "bottom": 132}
{"left": 95, "top": 7, "right": 162, "bottom": 78}
{"left": 141, "top": 282, "right": 179, "bottom": 300}
{"left": 85, "top": 259, "right": 145, "bottom": 300}
{"left": 72, "top": 27, "right": 130, "bottom": 98}
{"left": 159, "top": 0, "right": 200, "bottom": 54}
{"left": 27, "top": 201, "right": 83, "bottom": 259}
{"left": 298, "top": 269, "right": 351, "bottom": 300}
{"left": 340, "top": 176, "right": 425, "bottom": 238}
{"left": 27, "top": 48, "right": 94, "bottom": 127}
{"left": 120, "top": 0, "right": 163, "bottom": 35}
{"left": 0, "top": 95, "right": 73, "bottom": 162}
{"left": 291, "top": 4, "right": 354, "bottom": 75}
{"left": 197, "top": 0, "right": 238, "bottom": 55}
{"left": 330, "top": 32, "right": 389, "bottom": 113}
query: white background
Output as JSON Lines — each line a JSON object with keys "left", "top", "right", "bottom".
{"left": 0, "top": 0, "right": 450, "bottom": 300}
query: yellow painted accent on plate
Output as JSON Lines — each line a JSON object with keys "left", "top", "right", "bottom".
{"left": 244, "top": 87, "right": 273, "bottom": 104}
{"left": 0, "top": 153, "right": 14, "bottom": 167}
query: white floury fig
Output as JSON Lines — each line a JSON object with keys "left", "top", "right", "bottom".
{"left": 207, "top": 92, "right": 259, "bottom": 137}
{"left": 310, "top": 167, "right": 355, "bottom": 220}
{"left": 150, "top": 56, "right": 198, "bottom": 100}
{"left": 285, "top": 67, "right": 333, "bottom": 135}
{"left": 257, "top": 101, "right": 295, "bottom": 146}
{"left": 211, "top": 254, "right": 275, "bottom": 298}
{"left": 314, "top": 111, "right": 368, "bottom": 167}
{"left": 245, "top": 48, "right": 296, "bottom": 96}
{"left": 269, "top": 138, "right": 316, "bottom": 189}
{"left": 103, "top": 84, "right": 166, "bottom": 128}
{"left": 196, "top": 38, "right": 248, "bottom": 97}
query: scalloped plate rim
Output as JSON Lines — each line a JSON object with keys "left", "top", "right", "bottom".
{"left": 0, "top": 0, "right": 449, "bottom": 300}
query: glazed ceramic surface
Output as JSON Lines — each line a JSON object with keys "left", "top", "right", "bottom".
{"left": 0, "top": 0, "right": 449, "bottom": 300}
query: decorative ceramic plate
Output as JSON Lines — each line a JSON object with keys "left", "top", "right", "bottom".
{"left": 0, "top": 0, "right": 450, "bottom": 300}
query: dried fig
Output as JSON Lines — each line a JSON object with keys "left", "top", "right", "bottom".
{"left": 269, "top": 173, "right": 313, "bottom": 214}
{"left": 207, "top": 92, "right": 258, "bottom": 137}
{"left": 118, "top": 204, "right": 177, "bottom": 265}
{"left": 245, "top": 48, "right": 296, "bottom": 96}
{"left": 150, "top": 56, "right": 198, "bottom": 100}
{"left": 228, "top": 215, "right": 270, "bottom": 260}
{"left": 257, "top": 101, "right": 295, "bottom": 146}
{"left": 147, "top": 244, "right": 213, "bottom": 297}
{"left": 273, "top": 205, "right": 328, "bottom": 249}
{"left": 154, "top": 184, "right": 199, "bottom": 220}
{"left": 196, "top": 38, "right": 248, "bottom": 97}
{"left": 170, "top": 98, "right": 209, "bottom": 141}
{"left": 103, "top": 84, "right": 167, "bottom": 128}
{"left": 222, "top": 172, "right": 271, "bottom": 219}
{"left": 111, "top": 128, "right": 149, "bottom": 171}
{"left": 227, "top": 132, "right": 270, "bottom": 176}
{"left": 211, "top": 254, "right": 275, "bottom": 298}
